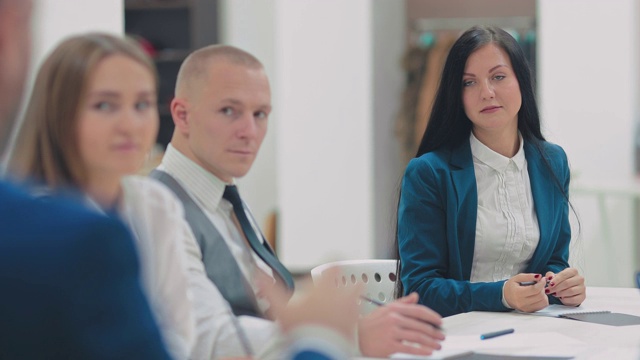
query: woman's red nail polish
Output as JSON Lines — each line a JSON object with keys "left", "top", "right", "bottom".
{"left": 534, "top": 274, "right": 541, "bottom": 279}
{"left": 547, "top": 276, "right": 553, "bottom": 280}
{"left": 549, "top": 282, "right": 555, "bottom": 287}
{"left": 545, "top": 289, "right": 550, "bottom": 294}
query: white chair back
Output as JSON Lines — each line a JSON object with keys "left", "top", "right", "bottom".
{"left": 310, "top": 259, "right": 398, "bottom": 315}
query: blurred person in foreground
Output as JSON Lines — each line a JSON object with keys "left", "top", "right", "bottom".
{"left": 0, "top": 1, "right": 172, "bottom": 358}
{"left": 9, "top": 32, "right": 195, "bottom": 359}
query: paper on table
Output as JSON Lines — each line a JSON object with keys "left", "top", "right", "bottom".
{"left": 390, "top": 348, "right": 473, "bottom": 359}
{"left": 391, "top": 332, "right": 585, "bottom": 359}
{"left": 522, "top": 304, "right": 640, "bottom": 326}
{"left": 559, "top": 312, "right": 640, "bottom": 326}
{"left": 519, "top": 304, "right": 607, "bottom": 317}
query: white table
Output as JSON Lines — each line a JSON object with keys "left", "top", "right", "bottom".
{"left": 356, "top": 287, "right": 640, "bottom": 359}
{"left": 571, "top": 180, "right": 640, "bottom": 283}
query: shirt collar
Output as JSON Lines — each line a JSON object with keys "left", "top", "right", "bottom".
{"left": 469, "top": 132, "right": 526, "bottom": 173}
{"left": 158, "top": 144, "right": 231, "bottom": 213}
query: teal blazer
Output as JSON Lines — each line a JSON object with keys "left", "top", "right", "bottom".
{"left": 398, "top": 139, "right": 571, "bottom": 317}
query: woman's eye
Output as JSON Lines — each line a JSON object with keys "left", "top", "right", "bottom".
{"left": 462, "top": 80, "right": 475, "bottom": 87}
{"left": 494, "top": 75, "right": 506, "bottom": 81}
{"left": 94, "top": 102, "right": 113, "bottom": 111}
{"left": 135, "top": 101, "right": 153, "bottom": 111}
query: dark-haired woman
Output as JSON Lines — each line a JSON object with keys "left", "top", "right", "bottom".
{"left": 397, "top": 26, "right": 585, "bottom": 317}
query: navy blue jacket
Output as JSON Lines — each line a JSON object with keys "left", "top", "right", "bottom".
{"left": 0, "top": 181, "right": 171, "bottom": 359}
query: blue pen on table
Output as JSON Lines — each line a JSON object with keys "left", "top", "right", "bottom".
{"left": 480, "top": 328, "right": 514, "bottom": 340}
{"left": 359, "top": 295, "right": 443, "bottom": 331}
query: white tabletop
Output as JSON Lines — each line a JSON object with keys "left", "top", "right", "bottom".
{"left": 356, "top": 287, "right": 640, "bottom": 359}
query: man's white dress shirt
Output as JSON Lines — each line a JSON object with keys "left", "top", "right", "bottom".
{"left": 157, "top": 145, "right": 280, "bottom": 358}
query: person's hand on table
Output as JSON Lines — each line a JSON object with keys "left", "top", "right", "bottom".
{"left": 545, "top": 268, "right": 585, "bottom": 306}
{"left": 357, "top": 292, "right": 445, "bottom": 357}
{"left": 260, "top": 267, "right": 362, "bottom": 341}
{"left": 504, "top": 273, "right": 548, "bottom": 312}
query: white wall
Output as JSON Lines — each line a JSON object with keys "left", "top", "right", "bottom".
{"left": 372, "top": 1, "right": 406, "bottom": 258}
{"left": 538, "top": 0, "right": 640, "bottom": 287}
{"left": 6, "top": 0, "right": 123, "bottom": 160}
{"left": 219, "top": 0, "right": 278, "bottom": 231}
{"left": 275, "top": 0, "right": 374, "bottom": 270}
{"left": 220, "top": 1, "right": 406, "bottom": 270}
{"left": 32, "top": 0, "right": 123, "bottom": 68}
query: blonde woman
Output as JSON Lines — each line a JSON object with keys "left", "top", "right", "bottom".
{"left": 10, "top": 33, "right": 194, "bottom": 359}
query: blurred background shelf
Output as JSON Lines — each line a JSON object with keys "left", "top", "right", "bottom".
{"left": 125, "top": 0, "right": 191, "bottom": 11}
{"left": 124, "top": 0, "right": 218, "bottom": 148}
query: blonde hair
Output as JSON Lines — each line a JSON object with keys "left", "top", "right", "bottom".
{"left": 9, "top": 33, "right": 157, "bottom": 189}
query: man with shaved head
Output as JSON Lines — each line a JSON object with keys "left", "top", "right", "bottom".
{"left": 152, "top": 44, "right": 445, "bottom": 359}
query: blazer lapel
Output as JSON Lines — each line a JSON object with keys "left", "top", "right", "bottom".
{"left": 524, "top": 142, "right": 553, "bottom": 271}
{"left": 449, "top": 141, "right": 478, "bottom": 280}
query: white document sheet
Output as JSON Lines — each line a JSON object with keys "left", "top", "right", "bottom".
{"left": 519, "top": 304, "right": 608, "bottom": 317}
{"left": 390, "top": 332, "right": 585, "bottom": 359}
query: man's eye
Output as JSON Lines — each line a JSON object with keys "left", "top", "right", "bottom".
{"left": 255, "top": 111, "right": 268, "bottom": 119}
{"left": 221, "top": 107, "right": 235, "bottom": 116}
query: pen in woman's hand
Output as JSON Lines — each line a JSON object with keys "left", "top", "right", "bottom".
{"left": 519, "top": 280, "right": 549, "bottom": 287}
{"left": 359, "top": 295, "right": 444, "bottom": 331}
{"left": 518, "top": 281, "right": 536, "bottom": 286}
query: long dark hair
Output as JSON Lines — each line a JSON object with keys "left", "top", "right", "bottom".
{"left": 417, "top": 26, "right": 542, "bottom": 155}
{"left": 394, "top": 26, "right": 577, "bottom": 298}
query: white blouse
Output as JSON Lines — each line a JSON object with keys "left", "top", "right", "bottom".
{"left": 71, "top": 175, "right": 279, "bottom": 359}
{"left": 118, "top": 176, "right": 195, "bottom": 359}
{"left": 469, "top": 133, "right": 540, "bottom": 283}
{"left": 40, "top": 177, "right": 196, "bottom": 359}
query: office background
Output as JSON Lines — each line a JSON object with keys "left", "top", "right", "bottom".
{"left": 26, "top": 0, "right": 640, "bottom": 287}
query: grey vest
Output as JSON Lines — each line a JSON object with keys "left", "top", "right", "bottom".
{"left": 150, "top": 170, "right": 262, "bottom": 318}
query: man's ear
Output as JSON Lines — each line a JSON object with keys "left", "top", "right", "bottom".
{"left": 170, "top": 97, "right": 190, "bottom": 136}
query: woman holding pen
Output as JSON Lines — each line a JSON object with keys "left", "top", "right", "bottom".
{"left": 396, "top": 26, "right": 586, "bottom": 317}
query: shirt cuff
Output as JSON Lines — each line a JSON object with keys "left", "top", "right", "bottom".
{"left": 286, "top": 325, "right": 353, "bottom": 360}
{"left": 501, "top": 281, "right": 513, "bottom": 309}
